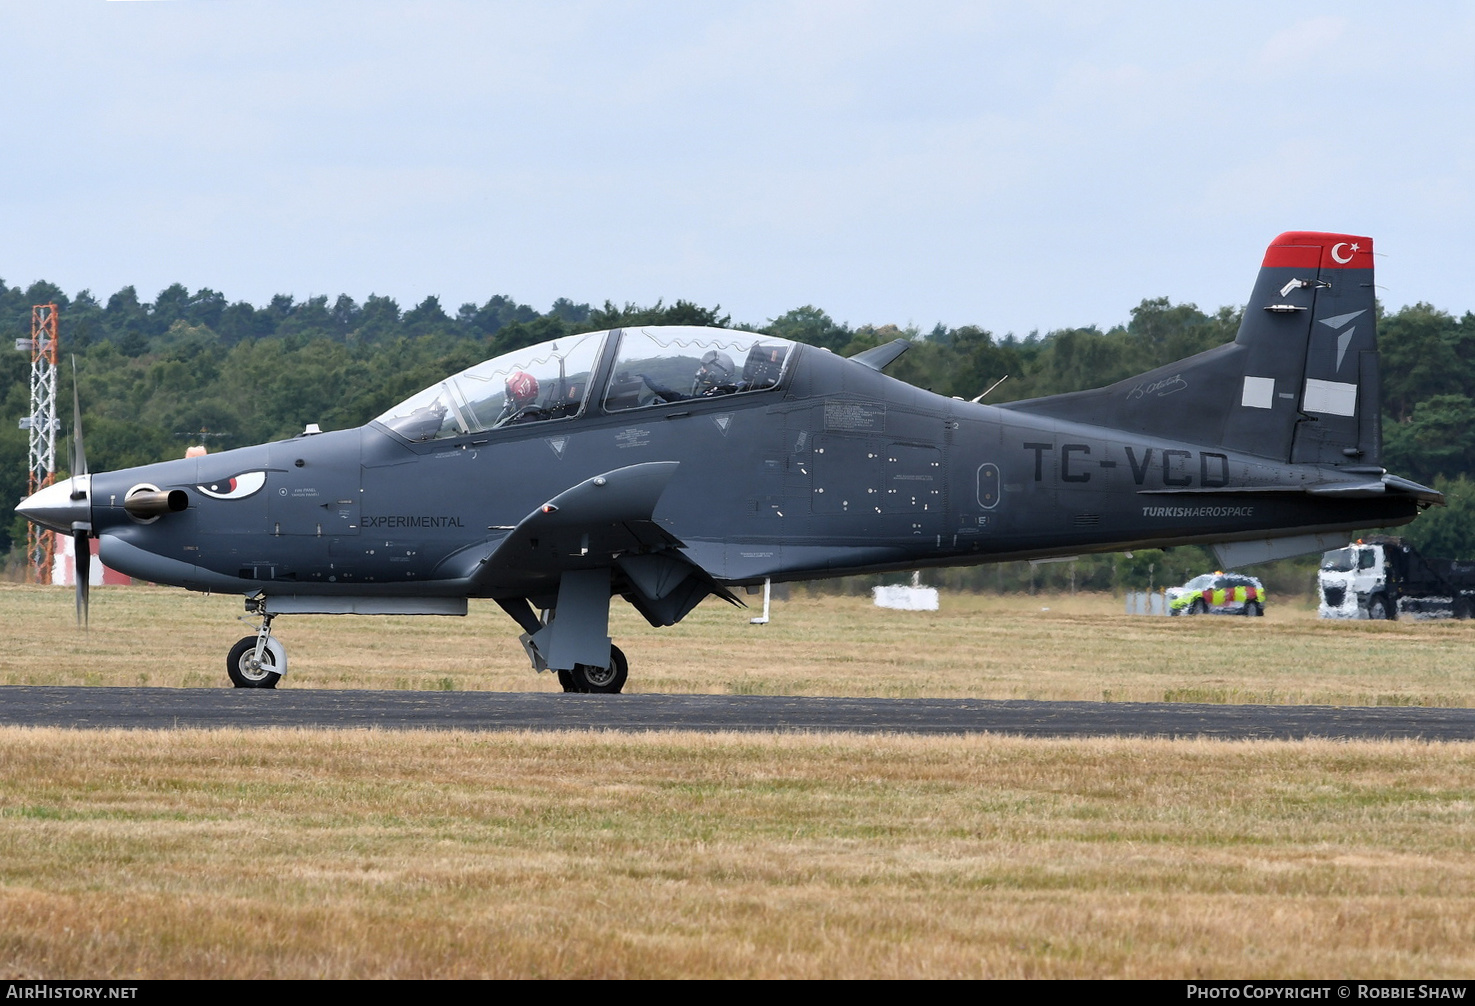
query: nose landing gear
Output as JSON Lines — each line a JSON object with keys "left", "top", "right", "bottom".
{"left": 228, "top": 603, "right": 287, "bottom": 688}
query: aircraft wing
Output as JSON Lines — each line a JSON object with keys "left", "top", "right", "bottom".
{"left": 479, "top": 461, "right": 686, "bottom": 577}
{"left": 463, "top": 461, "right": 740, "bottom": 624}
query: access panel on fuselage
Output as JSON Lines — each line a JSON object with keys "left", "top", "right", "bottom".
{"left": 882, "top": 444, "right": 943, "bottom": 514}
{"left": 948, "top": 416, "right": 1021, "bottom": 555}
{"left": 799, "top": 398, "right": 951, "bottom": 545}
{"left": 266, "top": 437, "right": 362, "bottom": 537}
{"left": 810, "top": 433, "right": 882, "bottom": 514}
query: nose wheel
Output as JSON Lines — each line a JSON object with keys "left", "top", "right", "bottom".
{"left": 227, "top": 635, "right": 286, "bottom": 688}
{"left": 228, "top": 604, "right": 287, "bottom": 688}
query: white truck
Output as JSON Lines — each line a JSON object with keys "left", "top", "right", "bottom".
{"left": 1318, "top": 537, "right": 1475, "bottom": 620}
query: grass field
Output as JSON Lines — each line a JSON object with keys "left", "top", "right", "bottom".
{"left": 1, "top": 729, "right": 1472, "bottom": 979}
{"left": 2, "top": 582, "right": 1473, "bottom": 706}
{"left": 1, "top": 583, "right": 1473, "bottom": 978}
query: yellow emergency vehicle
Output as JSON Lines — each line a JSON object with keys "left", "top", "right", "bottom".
{"left": 1167, "top": 572, "right": 1265, "bottom": 616}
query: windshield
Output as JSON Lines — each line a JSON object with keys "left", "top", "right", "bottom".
{"left": 1321, "top": 548, "right": 1357, "bottom": 572}
{"left": 376, "top": 331, "right": 607, "bottom": 441}
{"left": 1183, "top": 574, "right": 1215, "bottom": 591}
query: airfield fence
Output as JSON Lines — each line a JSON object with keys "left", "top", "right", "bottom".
{"left": 1125, "top": 590, "right": 1169, "bottom": 616}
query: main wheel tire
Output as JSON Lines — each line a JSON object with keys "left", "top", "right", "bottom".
{"left": 1244, "top": 601, "right": 1263, "bottom": 617}
{"left": 1368, "top": 596, "right": 1394, "bottom": 621}
{"left": 570, "top": 644, "right": 628, "bottom": 694}
{"left": 557, "top": 668, "right": 579, "bottom": 692}
{"left": 1189, "top": 598, "right": 1208, "bottom": 615}
{"left": 227, "top": 635, "right": 284, "bottom": 689}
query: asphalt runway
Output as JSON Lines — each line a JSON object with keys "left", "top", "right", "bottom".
{"left": 0, "top": 686, "right": 1473, "bottom": 740}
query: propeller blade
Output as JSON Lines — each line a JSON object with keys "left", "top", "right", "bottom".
{"left": 71, "top": 355, "right": 87, "bottom": 477}
{"left": 74, "top": 528, "right": 90, "bottom": 629}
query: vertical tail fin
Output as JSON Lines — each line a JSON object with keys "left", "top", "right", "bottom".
{"left": 1221, "top": 231, "right": 1378, "bottom": 465}
{"left": 1001, "top": 231, "right": 1381, "bottom": 467}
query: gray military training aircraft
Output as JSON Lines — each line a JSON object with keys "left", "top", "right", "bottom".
{"left": 16, "top": 230, "right": 1442, "bottom": 692}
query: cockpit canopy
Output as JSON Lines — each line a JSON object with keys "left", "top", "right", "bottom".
{"left": 375, "top": 326, "right": 796, "bottom": 442}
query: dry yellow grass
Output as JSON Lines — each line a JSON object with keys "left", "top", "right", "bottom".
{"left": 4, "top": 584, "right": 1474, "bottom": 978}
{"left": 0, "top": 728, "right": 1471, "bottom": 979}
{"left": 1, "top": 582, "right": 1472, "bottom": 706}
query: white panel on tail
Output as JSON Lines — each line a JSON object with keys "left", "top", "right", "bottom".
{"left": 1303, "top": 378, "right": 1358, "bottom": 417}
{"left": 1241, "top": 376, "right": 1275, "bottom": 409}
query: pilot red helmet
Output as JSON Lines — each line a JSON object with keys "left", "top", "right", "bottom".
{"left": 505, "top": 369, "right": 539, "bottom": 405}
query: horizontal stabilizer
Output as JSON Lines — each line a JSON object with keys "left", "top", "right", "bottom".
{"left": 1138, "top": 485, "right": 1308, "bottom": 496}
{"left": 1381, "top": 474, "right": 1444, "bottom": 504}
{"left": 1293, "top": 473, "right": 1442, "bottom": 503}
{"left": 1303, "top": 481, "right": 1388, "bottom": 498}
{"left": 1140, "top": 474, "right": 1443, "bottom": 505}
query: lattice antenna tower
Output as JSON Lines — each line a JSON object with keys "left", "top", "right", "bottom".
{"left": 17, "top": 304, "right": 59, "bottom": 583}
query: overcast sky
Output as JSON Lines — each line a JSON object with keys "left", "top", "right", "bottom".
{"left": 2, "top": 1, "right": 1472, "bottom": 337}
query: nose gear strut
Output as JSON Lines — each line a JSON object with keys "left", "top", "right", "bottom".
{"left": 228, "top": 598, "right": 288, "bottom": 688}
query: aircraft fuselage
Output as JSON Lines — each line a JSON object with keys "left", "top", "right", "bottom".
{"left": 82, "top": 341, "right": 1415, "bottom": 605}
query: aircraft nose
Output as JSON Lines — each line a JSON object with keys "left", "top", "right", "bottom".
{"left": 16, "top": 475, "right": 92, "bottom": 533}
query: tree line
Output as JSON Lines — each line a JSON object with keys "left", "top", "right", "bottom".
{"left": 4, "top": 277, "right": 1473, "bottom": 591}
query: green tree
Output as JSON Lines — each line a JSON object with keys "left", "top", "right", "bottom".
{"left": 765, "top": 305, "right": 851, "bottom": 351}
{"left": 489, "top": 315, "right": 570, "bottom": 356}
{"left": 1401, "top": 477, "right": 1475, "bottom": 558}
{"left": 1028, "top": 326, "right": 1132, "bottom": 395}
{"left": 1380, "top": 304, "right": 1472, "bottom": 422}
{"left": 151, "top": 283, "right": 192, "bottom": 332}
{"left": 548, "top": 298, "right": 590, "bottom": 325}
{"left": 330, "top": 294, "right": 360, "bottom": 337}
{"left": 583, "top": 299, "right": 730, "bottom": 331}
{"left": 462, "top": 295, "right": 539, "bottom": 337}
{"left": 353, "top": 294, "right": 401, "bottom": 343}
{"left": 1125, "top": 298, "right": 1236, "bottom": 370}
{"left": 403, "top": 295, "right": 453, "bottom": 337}
{"left": 216, "top": 301, "right": 274, "bottom": 344}
{"left": 187, "top": 288, "right": 227, "bottom": 330}
{"left": 1383, "top": 394, "right": 1475, "bottom": 484}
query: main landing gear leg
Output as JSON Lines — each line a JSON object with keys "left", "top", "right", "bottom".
{"left": 498, "top": 598, "right": 585, "bottom": 692}
{"left": 525, "top": 610, "right": 628, "bottom": 694}
{"left": 549, "top": 638, "right": 627, "bottom": 693}
{"left": 227, "top": 600, "right": 288, "bottom": 689}
{"left": 501, "top": 572, "right": 629, "bottom": 694}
